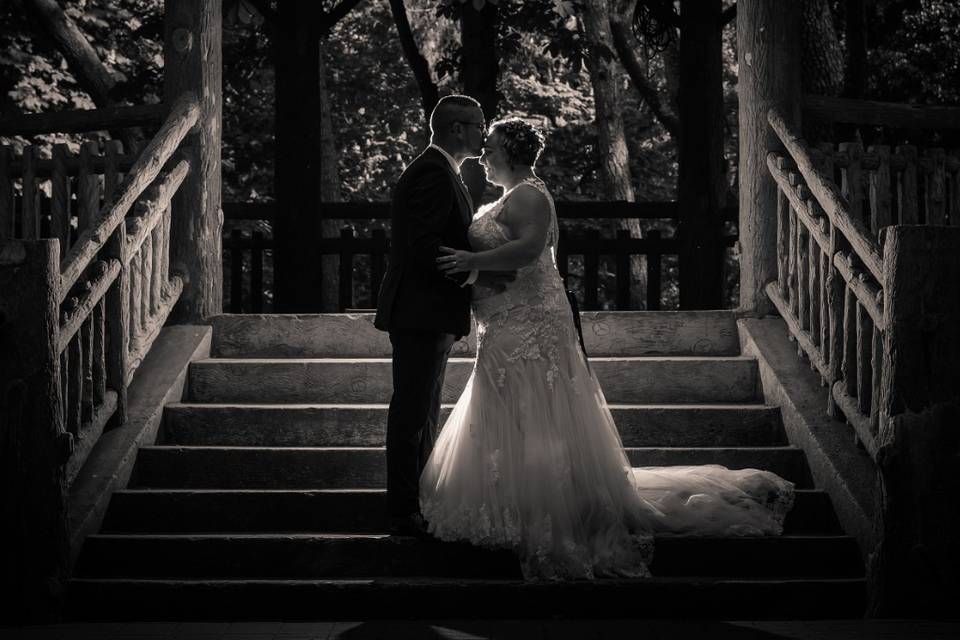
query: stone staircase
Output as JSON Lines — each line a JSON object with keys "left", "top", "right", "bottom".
{"left": 67, "top": 312, "right": 866, "bottom": 620}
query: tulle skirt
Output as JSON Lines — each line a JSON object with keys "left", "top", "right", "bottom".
{"left": 420, "top": 295, "right": 794, "bottom": 580}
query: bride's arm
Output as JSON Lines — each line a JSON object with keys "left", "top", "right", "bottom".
{"left": 438, "top": 186, "right": 550, "bottom": 273}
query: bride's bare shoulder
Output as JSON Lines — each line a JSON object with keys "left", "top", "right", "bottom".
{"left": 502, "top": 183, "right": 550, "bottom": 222}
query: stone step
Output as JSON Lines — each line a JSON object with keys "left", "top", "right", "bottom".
{"left": 100, "top": 489, "right": 840, "bottom": 535}
{"left": 129, "top": 445, "right": 812, "bottom": 489}
{"left": 209, "top": 311, "right": 741, "bottom": 358}
{"left": 162, "top": 403, "right": 788, "bottom": 448}
{"left": 186, "top": 357, "right": 760, "bottom": 404}
{"left": 75, "top": 533, "right": 863, "bottom": 580}
{"left": 65, "top": 576, "right": 866, "bottom": 620}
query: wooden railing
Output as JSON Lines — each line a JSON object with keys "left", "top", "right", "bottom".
{"left": 222, "top": 201, "right": 738, "bottom": 312}
{"left": 765, "top": 100, "right": 960, "bottom": 460}
{"left": 2, "top": 94, "right": 197, "bottom": 475}
{"left": 0, "top": 94, "right": 198, "bottom": 619}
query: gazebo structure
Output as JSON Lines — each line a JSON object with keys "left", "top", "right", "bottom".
{"left": 1, "top": 0, "right": 958, "bottom": 623}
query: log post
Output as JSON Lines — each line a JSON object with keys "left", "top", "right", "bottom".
{"left": 163, "top": 0, "right": 222, "bottom": 322}
{"left": 273, "top": 1, "right": 324, "bottom": 312}
{"left": 677, "top": 0, "right": 725, "bottom": 310}
{"left": 736, "top": 0, "right": 801, "bottom": 315}
{"left": 870, "top": 225, "right": 960, "bottom": 615}
{"left": 0, "top": 239, "right": 69, "bottom": 623}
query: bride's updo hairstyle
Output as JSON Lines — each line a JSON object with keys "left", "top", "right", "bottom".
{"left": 489, "top": 118, "right": 546, "bottom": 170}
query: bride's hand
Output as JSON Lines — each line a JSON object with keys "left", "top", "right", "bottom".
{"left": 437, "top": 246, "right": 476, "bottom": 274}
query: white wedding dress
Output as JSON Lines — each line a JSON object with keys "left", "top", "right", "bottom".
{"left": 420, "top": 177, "right": 795, "bottom": 580}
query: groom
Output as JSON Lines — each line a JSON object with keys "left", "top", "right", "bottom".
{"left": 374, "top": 95, "right": 501, "bottom": 537}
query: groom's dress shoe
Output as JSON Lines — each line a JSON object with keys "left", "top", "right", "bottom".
{"left": 388, "top": 513, "right": 431, "bottom": 538}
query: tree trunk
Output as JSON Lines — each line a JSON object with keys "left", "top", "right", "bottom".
{"left": 581, "top": 0, "right": 646, "bottom": 308}
{"left": 388, "top": 0, "right": 439, "bottom": 123}
{"left": 677, "top": 0, "right": 726, "bottom": 309}
{"left": 318, "top": 46, "right": 342, "bottom": 312}
{"left": 736, "top": 0, "right": 802, "bottom": 316}
{"left": 163, "top": 0, "right": 223, "bottom": 322}
{"left": 460, "top": 2, "right": 499, "bottom": 207}
{"left": 801, "top": 0, "right": 844, "bottom": 142}
{"left": 23, "top": 0, "right": 144, "bottom": 148}
{"left": 609, "top": 6, "right": 679, "bottom": 139}
{"left": 273, "top": 1, "right": 323, "bottom": 312}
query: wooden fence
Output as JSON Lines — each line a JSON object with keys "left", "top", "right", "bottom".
{"left": 222, "top": 201, "right": 738, "bottom": 313}
{"left": 765, "top": 99, "right": 960, "bottom": 460}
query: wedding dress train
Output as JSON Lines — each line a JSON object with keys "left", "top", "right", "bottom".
{"left": 420, "top": 178, "right": 794, "bottom": 580}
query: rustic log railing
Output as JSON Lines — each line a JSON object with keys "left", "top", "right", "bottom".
{"left": 766, "top": 102, "right": 960, "bottom": 461}
{"left": 222, "top": 201, "right": 738, "bottom": 313}
{"left": 0, "top": 93, "right": 198, "bottom": 619}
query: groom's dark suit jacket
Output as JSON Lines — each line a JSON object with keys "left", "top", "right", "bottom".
{"left": 374, "top": 147, "right": 475, "bottom": 338}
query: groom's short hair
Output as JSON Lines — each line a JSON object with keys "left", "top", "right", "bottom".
{"left": 430, "top": 95, "right": 482, "bottom": 136}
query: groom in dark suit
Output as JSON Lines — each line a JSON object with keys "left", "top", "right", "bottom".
{"left": 375, "top": 95, "right": 497, "bottom": 536}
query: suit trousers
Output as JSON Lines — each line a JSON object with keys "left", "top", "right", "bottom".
{"left": 386, "top": 329, "right": 457, "bottom": 517}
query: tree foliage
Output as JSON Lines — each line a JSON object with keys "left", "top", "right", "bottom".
{"left": 3, "top": 0, "right": 958, "bottom": 309}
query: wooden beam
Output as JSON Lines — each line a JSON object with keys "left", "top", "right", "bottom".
{"left": 163, "top": 0, "right": 223, "bottom": 322}
{"left": 737, "top": 0, "right": 801, "bottom": 315}
{"left": 0, "top": 103, "right": 164, "bottom": 137}
{"left": 803, "top": 95, "right": 960, "bottom": 130}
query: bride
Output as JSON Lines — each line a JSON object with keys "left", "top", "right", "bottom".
{"left": 423, "top": 118, "right": 794, "bottom": 580}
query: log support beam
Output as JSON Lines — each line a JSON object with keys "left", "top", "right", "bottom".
{"left": 163, "top": 0, "right": 223, "bottom": 322}
{"left": 736, "top": 0, "right": 801, "bottom": 315}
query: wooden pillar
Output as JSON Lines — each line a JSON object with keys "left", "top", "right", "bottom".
{"left": 870, "top": 225, "right": 960, "bottom": 616}
{"left": 677, "top": 0, "right": 725, "bottom": 309}
{"left": 0, "top": 240, "right": 69, "bottom": 623}
{"left": 273, "top": 1, "right": 324, "bottom": 312}
{"left": 736, "top": 0, "right": 801, "bottom": 315}
{"left": 163, "top": 0, "right": 222, "bottom": 322}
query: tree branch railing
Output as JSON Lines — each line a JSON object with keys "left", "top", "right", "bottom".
{"left": 766, "top": 104, "right": 960, "bottom": 462}
{"left": 222, "top": 201, "right": 738, "bottom": 313}
{"left": 0, "top": 94, "right": 198, "bottom": 619}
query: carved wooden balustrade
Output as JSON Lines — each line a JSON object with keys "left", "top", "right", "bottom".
{"left": 765, "top": 100, "right": 960, "bottom": 461}
{"left": 0, "top": 93, "right": 200, "bottom": 619}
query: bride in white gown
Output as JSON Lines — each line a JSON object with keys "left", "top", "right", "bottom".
{"left": 423, "top": 118, "right": 794, "bottom": 580}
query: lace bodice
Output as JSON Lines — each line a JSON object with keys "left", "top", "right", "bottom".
{"left": 467, "top": 177, "right": 576, "bottom": 390}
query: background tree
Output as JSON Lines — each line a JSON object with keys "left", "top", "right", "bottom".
{"left": 800, "top": 0, "right": 845, "bottom": 142}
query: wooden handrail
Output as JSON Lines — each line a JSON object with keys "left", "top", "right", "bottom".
{"left": 767, "top": 107, "right": 883, "bottom": 281}
{"left": 802, "top": 94, "right": 960, "bottom": 130}
{"left": 124, "top": 160, "right": 191, "bottom": 258}
{"left": 59, "top": 94, "right": 199, "bottom": 299}
{"left": 57, "top": 258, "right": 120, "bottom": 354}
{"left": 0, "top": 102, "right": 166, "bottom": 137}
{"left": 766, "top": 153, "right": 831, "bottom": 253}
